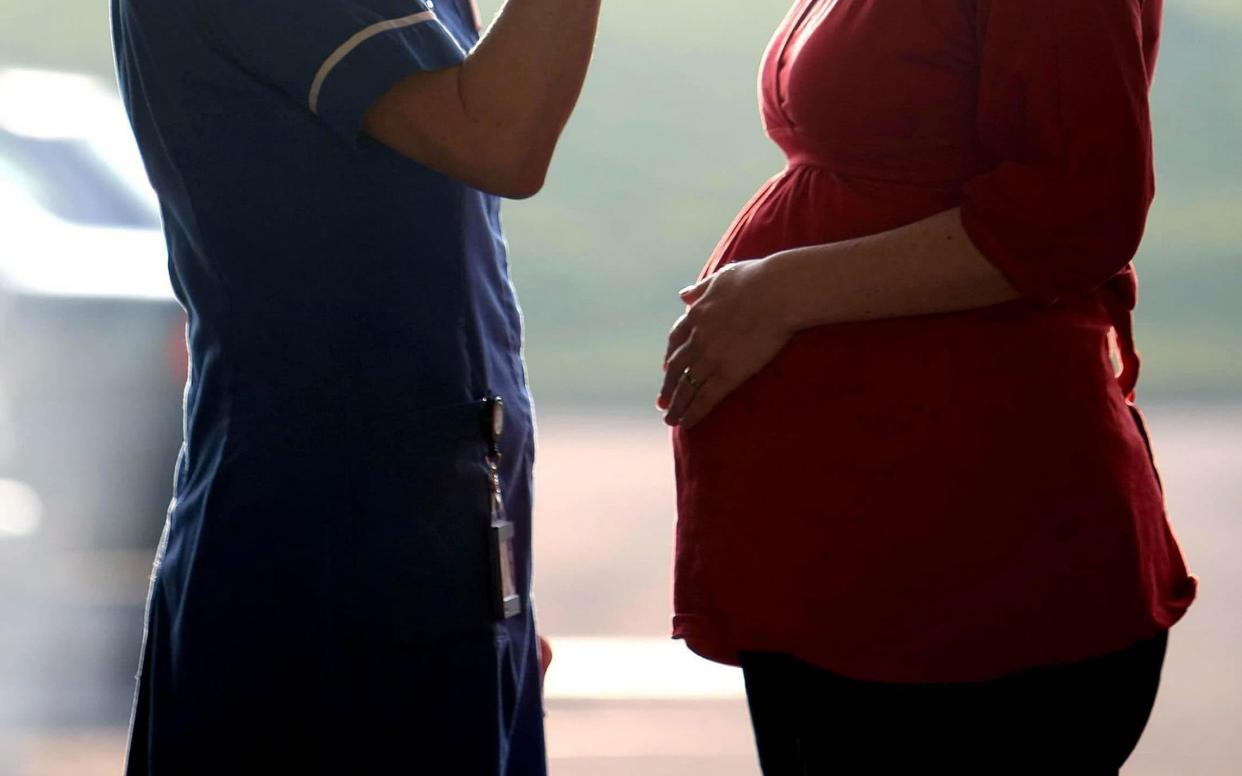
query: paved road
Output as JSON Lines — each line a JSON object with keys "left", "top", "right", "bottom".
{"left": 0, "top": 403, "right": 1237, "bottom": 775}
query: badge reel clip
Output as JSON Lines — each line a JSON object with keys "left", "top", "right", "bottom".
{"left": 484, "top": 396, "right": 522, "bottom": 620}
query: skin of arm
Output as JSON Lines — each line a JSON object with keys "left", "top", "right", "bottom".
{"left": 362, "top": 0, "right": 602, "bottom": 198}
{"left": 658, "top": 207, "right": 1021, "bottom": 427}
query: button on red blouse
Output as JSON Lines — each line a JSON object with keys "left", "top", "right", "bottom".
{"left": 671, "top": 0, "right": 1197, "bottom": 683}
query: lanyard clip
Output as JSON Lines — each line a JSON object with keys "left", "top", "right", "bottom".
{"left": 482, "top": 394, "right": 504, "bottom": 462}
{"left": 481, "top": 393, "right": 520, "bottom": 620}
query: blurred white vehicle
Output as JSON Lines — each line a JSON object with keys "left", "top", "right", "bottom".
{"left": 0, "top": 68, "right": 185, "bottom": 554}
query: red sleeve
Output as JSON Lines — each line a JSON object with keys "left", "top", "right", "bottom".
{"left": 960, "top": 0, "right": 1159, "bottom": 305}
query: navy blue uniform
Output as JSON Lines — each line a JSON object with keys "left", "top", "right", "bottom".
{"left": 111, "top": 0, "right": 546, "bottom": 772}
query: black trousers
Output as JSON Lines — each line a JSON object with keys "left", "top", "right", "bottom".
{"left": 740, "top": 630, "right": 1169, "bottom": 775}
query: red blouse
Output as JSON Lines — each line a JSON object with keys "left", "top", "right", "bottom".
{"left": 671, "top": 0, "right": 1197, "bottom": 683}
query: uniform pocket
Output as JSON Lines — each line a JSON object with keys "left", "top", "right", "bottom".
{"left": 348, "top": 400, "right": 496, "bottom": 648}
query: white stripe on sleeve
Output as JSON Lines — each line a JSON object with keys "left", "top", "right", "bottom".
{"left": 308, "top": 10, "right": 439, "bottom": 115}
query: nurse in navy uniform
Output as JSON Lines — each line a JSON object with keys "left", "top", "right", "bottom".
{"left": 111, "top": 0, "right": 599, "bottom": 772}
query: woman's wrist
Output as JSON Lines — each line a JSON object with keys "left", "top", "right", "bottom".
{"left": 754, "top": 247, "right": 842, "bottom": 334}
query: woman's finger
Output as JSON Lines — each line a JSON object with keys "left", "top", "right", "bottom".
{"left": 663, "top": 368, "right": 702, "bottom": 426}
{"left": 679, "top": 276, "right": 710, "bottom": 305}
{"left": 664, "top": 358, "right": 716, "bottom": 426}
{"left": 663, "top": 312, "right": 694, "bottom": 368}
{"left": 679, "top": 379, "right": 730, "bottom": 429}
{"left": 658, "top": 339, "right": 697, "bottom": 409}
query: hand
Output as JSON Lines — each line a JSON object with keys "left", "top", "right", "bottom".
{"left": 538, "top": 634, "right": 553, "bottom": 683}
{"left": 658, "top": 259, "right": 794, "bottom": 428}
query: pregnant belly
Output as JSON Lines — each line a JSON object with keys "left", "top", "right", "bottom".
{"left": 682, "top": 162, "right": 1128, "bottom": 515}
{"left": 670, "top": 168, "right": 1168, "bottom": 673}
{"left": 695, "top": 164, "right": 1113, "bottom": 464}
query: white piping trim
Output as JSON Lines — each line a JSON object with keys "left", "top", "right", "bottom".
{"left": 308, "top": 10, "right": 438, "bottom": 115}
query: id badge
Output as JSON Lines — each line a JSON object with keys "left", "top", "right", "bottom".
{"left": 490, "top": 500, "right": 522, "bottom": 620}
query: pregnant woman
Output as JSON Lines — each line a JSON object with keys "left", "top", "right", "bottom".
{"left": 659, "top": 1, "right": 1197, "bottom": 773}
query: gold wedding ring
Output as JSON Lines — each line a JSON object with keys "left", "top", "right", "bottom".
{"left": 680, "top": 366, "right": 702, "bottom": 390}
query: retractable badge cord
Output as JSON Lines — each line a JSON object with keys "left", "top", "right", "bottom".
{"left": 484, "top": 395, "right": 522, "bottom": 620}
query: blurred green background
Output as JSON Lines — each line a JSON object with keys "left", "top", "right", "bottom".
{"left": 2, "top": 0, "right": 1238, "bottom": 406}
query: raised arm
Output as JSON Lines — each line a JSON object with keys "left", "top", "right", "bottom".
{"left": 362, "top": 0, "right": 602, "bottom": 198}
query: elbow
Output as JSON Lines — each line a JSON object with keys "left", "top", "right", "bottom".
{"left": 1108, "top": 213, "right": 1149, "bottom": 270}
{"left": 1037, "top": 209, "right": 1149, "bottom": 299}
{"left": 475, "top": 136, "right": 553, "bottom": 199}
{"left": 1091, "top": 147, "right": 1155, "bottom": 266}
{"left": 963, "top": 193, "right": 1151, "bottom": 305}
{"left": 962, "top": 148, "right": 1155, "bottom": 302}
{"left": 498, "top": 141, "right": 555, "bottom": 199}
{"left": 474, "top": 156, "right": 548, "bottom": 200}
{"left": 492, "top": 161, "right": 548, "bottom": 200}
{"left": 1088, "top": 173, "right": 1153, "bottom": 278}
{"left": 1045, "top": 209, "right": 1150, "bottom": 300}
{"left": 466, "top": 157, "right": 543, "bottom": 198}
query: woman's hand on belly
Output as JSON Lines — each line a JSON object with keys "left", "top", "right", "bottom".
{"left": 658, "top": 259, "right": 794, "bottom": 428}
{"left": 657, "top": 209, "right": 1029, "bottom": 429}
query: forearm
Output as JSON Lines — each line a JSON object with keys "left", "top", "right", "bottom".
{"left": 457, "top": 0, "right": 601, "bottom": 191}
{"left": 760, "top": 208, "right": 1021, "bottom": 331}
{"left": 361, "top": 0, "right": 601, "bottom": 197}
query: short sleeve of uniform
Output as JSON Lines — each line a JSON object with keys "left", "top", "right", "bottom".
{"left": 195, "top": 0, "right": 467, "bottom": 142}
{"left": 959, "top": 0, "right": 1157, "bottom": 305}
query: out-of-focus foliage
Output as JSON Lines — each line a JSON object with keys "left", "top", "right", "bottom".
{"left": 1, "top": 0, "right": 1238, "bottom": 405}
